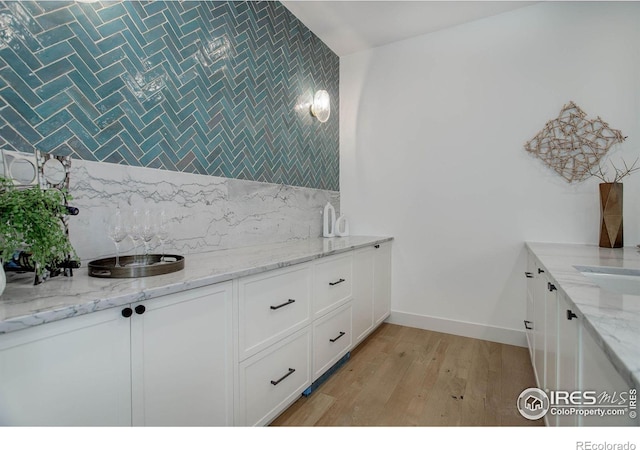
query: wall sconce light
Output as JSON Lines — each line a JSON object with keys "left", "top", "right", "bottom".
{"left": 310, "top": 90, "right": 330, "bottom": 123}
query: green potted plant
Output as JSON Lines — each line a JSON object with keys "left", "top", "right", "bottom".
{"left": 0, "top": 177, "right": 78, "bottom": 282}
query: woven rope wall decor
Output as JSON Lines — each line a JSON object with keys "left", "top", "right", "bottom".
{"left": 524, "top": 101, "right": 626, "bottom": 183}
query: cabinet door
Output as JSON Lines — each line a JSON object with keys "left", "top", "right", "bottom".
{"left": 581, "top": 327, "right": 637, "bottom": 426}
{"left": 532, "top": 262, "right": 547, "bottom": 390}
{"left": 544, "top": 278, "right": 559, "bottom": 426}
{"left": 131, "top": 282, "right": 233, "bottom": 426}
{"left": 556, "top": 294, "right": 580, "bottom": 426}
{"left": 373, "top": 242, "right": 392, "bottom": 326}
{"left": 0, "top": 308, "right": 131, "bottom": 426}
{"left": 524, "top": 253, "right": 536, "bottom": 361}
{"left": 352, "top": 247, "right": 374, "bottom": 346}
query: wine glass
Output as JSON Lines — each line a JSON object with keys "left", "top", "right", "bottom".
{"left": 107, "top": 208, "right": 128, "bottom": 267}
{"left": 156, "top": 210, "right": 170, "bottom": 262}
{"left": 127, "top": 209, "right": 143, "bottom": 266}
{"left": 140, "top": 209, "right": 156, "bottom": 259}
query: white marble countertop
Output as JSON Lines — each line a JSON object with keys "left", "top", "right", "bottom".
{"left": 526, "top": 242, "right": 640, "bottom": 388}
{"left": 0, "top": 236, "right": 392, "bottom": 335}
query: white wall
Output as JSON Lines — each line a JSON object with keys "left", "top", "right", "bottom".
{"left": 340, "top": 2, "right": 640, "bottom": 346}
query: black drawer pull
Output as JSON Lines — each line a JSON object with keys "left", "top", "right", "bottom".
{"left": 329, "top": 278, "right": 345, "bottom": 286}
{"left": 524, "top": 320, "right": 533, "bottom": 330}
{"left": 548, "top": 282, "right": 557, "bottom": 292}
{"left": 538, "top": 268, "right": 545, "bottom": 274}
{"left": 374, "top": 244, "right": 380, "bottom": 249}
{"left": 567, "top": 310, "right": 578, "bottom": 320}
{"left": 271, "top": 368, "right": 295, "bottom": 386}
{"left": 329, "top": 331, "right": 346, "bottom": 343}
{"left": 525, "top": 272, "right": 533, "bottom": 278}
{"left": 270, "top": 299, "right": 295, "bottom": 310}
{"left": 121, "top": 307, "right": 133, "bottom": 318}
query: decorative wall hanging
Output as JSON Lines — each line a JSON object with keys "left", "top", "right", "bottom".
{"left": 524, "top": 101, "right": 626, "bottom": 183}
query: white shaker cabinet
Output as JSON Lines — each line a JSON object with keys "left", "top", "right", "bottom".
{"left": 373, "top": 242, "right": 392, "bottom": 326}
{"left": 0, "top": 239, "right": 393, "bottom": 426}
{"left": 525, "top": 248, "right": 638, "bottom": 427}
{"left": 0, "top": 282, "right": 233, "bottom": 426}
{"left": 131, "top": 282, "right": 233, "bottom": 426}
{"left": 556, "top": 293, "right": 581, "bottom": 427}
{"left": 352, "top": 243, "right": 392, "bottom": 347}
{"left": 235, "top": 263, "right": 313, "bottom": 426}
{"left": 0, "top": 306, "right": 131, "bottom": 426}
{"left": 352, "top": 247, "right": 375, "bottom": 346}
{"left": 524, "top": 254, "right": 536, "bottom": 363}
{"left": 581, "top": 327, "right": 637, "bottom": 427}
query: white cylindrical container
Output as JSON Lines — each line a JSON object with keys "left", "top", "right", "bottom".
{"left": 323, "top": 202, "right": 336, "bottom": 238}
{"left": 335, "top": 215, "right": 350, "bottom": 237}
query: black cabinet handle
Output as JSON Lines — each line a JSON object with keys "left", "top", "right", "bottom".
{"left": 329, "top": 331, "right": 346, "bottom": 343}
{"left": 524, "top": 320, "right": 533, "bottom": 330}
{"left": 271, "top": 368, "right": 295, "bottom": 386}
{"left": 135, "top": 305, "right": 146, "bottom": 315}
{"left": 538, "top": 268, "right": 545, "bottom": 274}
{"left": 121, "top": 307, "right": 133, "bottom": 318}
{"left": 270, "top": 299, "right": 295, "bottom": 310}
{"left": 374, "top": 244, "right": 380, "bottom": 249}
{"left": 567, "top": 310, "right": 578, "bottom": 320}
{"left": 329, "top": 278, "right": 345, "bottom": 286}
{"left": 525, "top": 272, "right": 533, "bottom": 278}
{"left": 548, "top": 282, "right": 557, "bottom": 292}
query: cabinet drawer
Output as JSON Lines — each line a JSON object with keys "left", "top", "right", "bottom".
{"left": 238, "top": 327, "right": 312, "bottom": 426}
{"left": 238, "top": 264, "right": 312, "bottom": 360}
{"left": 313, "top": 303, "right": 352, "bottom": 381}
{"left": 314, "top": 253, "right": 353, "bottom": 317}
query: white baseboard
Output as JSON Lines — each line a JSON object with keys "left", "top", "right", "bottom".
{"left": 386, "top": 310, "right": 527, "bottom": 348}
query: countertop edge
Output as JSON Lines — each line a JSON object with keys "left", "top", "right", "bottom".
{"left": 0, "top": 236, "right": 393, "bottom": 335}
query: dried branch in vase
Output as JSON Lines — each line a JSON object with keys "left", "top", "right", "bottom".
{"left": 589, "top": 157, "right": 640, "bottom": 184}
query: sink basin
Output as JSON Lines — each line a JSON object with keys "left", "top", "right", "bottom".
{"left": 574, "top": 265, "right": 640, "bottom": 296}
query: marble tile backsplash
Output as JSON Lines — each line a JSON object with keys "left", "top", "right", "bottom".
{"left": 69, "top": 159, "right": 339, "bottom": 262}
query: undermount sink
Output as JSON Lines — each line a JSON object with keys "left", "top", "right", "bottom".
{"left": 574, "top": 265, "right": 640, "bottom": 296}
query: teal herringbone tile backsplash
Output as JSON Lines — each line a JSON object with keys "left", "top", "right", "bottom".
{"left": 0, "top": 1, "right": 339, "bottom": 190}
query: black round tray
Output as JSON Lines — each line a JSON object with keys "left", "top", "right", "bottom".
{"left": 88, "top": 254, "right": 184, "bottom": 278}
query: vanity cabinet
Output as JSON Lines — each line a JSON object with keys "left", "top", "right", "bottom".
{"left": 525, "top": 249, "right": 637, "bottom": 427}
{"left": 0, "top": 282, "right": 234, "bottom": 426}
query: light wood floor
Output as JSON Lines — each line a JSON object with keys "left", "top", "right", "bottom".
{"left": 270, "top": 323, "right": 543, "bottom": 426}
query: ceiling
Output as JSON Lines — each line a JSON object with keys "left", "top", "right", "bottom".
{"left": 281, "top": 1, "right": 539, "bottom": 56}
